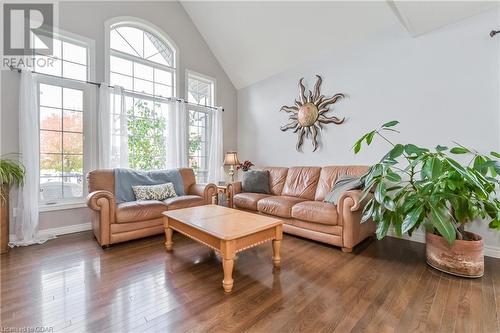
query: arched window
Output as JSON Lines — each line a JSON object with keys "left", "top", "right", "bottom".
{"left": 106, "top": 19, "right": 179, "bottom": 170}
{"left": 108, "top": 21, "right": 176, "bottom": 98}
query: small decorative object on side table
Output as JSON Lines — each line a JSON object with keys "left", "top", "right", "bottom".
{"left": 214, "top": 184, "right": 230, "bottom": 206}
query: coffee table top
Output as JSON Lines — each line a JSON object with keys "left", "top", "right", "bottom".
{"left": 162, "top": 205, "right": 283, "bottom": 240}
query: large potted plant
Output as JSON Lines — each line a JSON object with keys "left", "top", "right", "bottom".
{"left": 0, "top": 156, "right": 25, "bottom": 254}
{"left": 353, "top": 121, "right": 500, "bottom": 277}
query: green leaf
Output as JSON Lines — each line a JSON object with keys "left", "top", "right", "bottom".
{"left": 436, "top": 145, "right": 448, "bottom": 152}
{"left": 450, "top": 147, "right": 470, "bottom": 154}
{"left": 389, "top": 144, "right": 404, "bottom": 159}
{"left": 386, "top": 170, "right": 402, "bottom": 182}
{"left": 429, "top": 205, "right": 456, "bottom": 244}
{"left": 405, "top": 144, "right": 428, "bottom": 156}
{"left": 384, "top": 197, "right": 396, "bottom": 212}
{"left": 382, "top": 120, "right": 399, "bottom": 128}
{"left": 374, "top": 182, "right": 387, "bottom": 204}
{"left": 402, "top": 205, "right": 423, "bottom": 234}
{"left": 354, "top": 140, "right": 362, "bottom": 154}
{"left": 490, "top": 151, "right": 500, "bottom": 159}
{"left": 375, "top": 219, "right": 390, "bottom": 239}
{"left": 366, "top": 131, "right": 376, "bottom": 145}
{"left": 361, "top": 200, "right": 374, "bottom": 223}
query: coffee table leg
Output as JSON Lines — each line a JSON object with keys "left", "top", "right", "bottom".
{"left": 272, "top": 239, "right": 281, "bottom": 268}
{"left": 221, "top": 240, "right": 235, "bottom": 292}
{"left": 272, "top": 225, "right": 283, "bottom": 268}
{"left": 165, "top": 227, "right": 173, "bottom": 251}
{"left": 222, "top": 258, "right": 234, "bottom": 292}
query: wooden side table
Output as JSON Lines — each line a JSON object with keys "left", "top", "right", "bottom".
{"left": 214, "top": 185, "right": 231, "bottom": 206}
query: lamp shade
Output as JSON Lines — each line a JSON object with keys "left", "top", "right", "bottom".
{"left": 223, "top": 151, "right": 240, "bottom": 166}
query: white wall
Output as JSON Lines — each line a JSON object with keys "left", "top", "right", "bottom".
{"left": 237, "top": 9, "right": 500, "bottom": 253}
{"left": 1, "top": 1, "right": 237, "bottom": 232}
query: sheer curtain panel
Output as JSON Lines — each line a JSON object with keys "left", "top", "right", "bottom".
{"left": 11, "top": 71, "right": 52, "bottom": 246}
{"left": 207, "top": 107, "right": 224, "bottom": 184}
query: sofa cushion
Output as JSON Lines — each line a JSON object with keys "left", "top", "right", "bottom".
{"left": 291, "top": 201, "right": 339, "bottom": 225}
{"left": 257, "top": 196, "right": 306, "bottom": 218}
{"left": 286, "top": 218, "right": 342, "bottom": 235}
{"left": 242, "top": 170, "right": 270, "bottom": 194}
{"left": 233, "top": 192, "right": 271, "bottom": 211}
{"left": 262, "top": 167, "right": 289, "bottom": 195}
{"left": 315, "top": 166, "right": 369, "bottom": 201}
{"left": 116, "top": 200, "right": 167, "bottom": 223}
{"left": 164, "top": 195, "right": 205, "bottom": 210}
{"left": 281, "top": 167, "right": 321, "bottom": 200}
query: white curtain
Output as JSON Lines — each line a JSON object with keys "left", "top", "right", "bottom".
{"left": 207, "top": 107, "right": 224, "bottom": 184}
{"left": 166, "top": 101, "right": 188, "bottom": 168}
{"left": 11, "top": 71, "right": 52, "bottom": 246}
{"left": 97, "top": 85, "right": 128, "bottom": 168}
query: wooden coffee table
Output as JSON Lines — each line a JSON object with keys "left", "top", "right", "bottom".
{"left": 162, "top": 205, "right": 283, "bottom": 292}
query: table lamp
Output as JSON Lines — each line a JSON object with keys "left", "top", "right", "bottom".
{"left": 223, "top": 151, "right": 240, "bottom": 183}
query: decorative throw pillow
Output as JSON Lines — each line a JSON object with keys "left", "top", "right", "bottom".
{"left": 242, "top": 170, "right": 270, "bottom": 194}
{"left": 132, "top": 183, "right": 177, "bottom": 201}
{"left": 324, "top": 174, "right": 363, "bottom": 204}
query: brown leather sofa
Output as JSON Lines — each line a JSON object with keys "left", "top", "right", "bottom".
{"left": 228, "top": 166, "right": 375, "bottom": 252}
{"left": 86, "top": 168, "right": 216, "bottom": 247}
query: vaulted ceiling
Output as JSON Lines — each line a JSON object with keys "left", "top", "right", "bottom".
{"left": 181, "top": 1, "right": 497, "bottom": 89}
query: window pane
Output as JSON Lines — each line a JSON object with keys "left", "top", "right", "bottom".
{"left": 62, "top": 41, "right": 87, "bottom": 65}
{"left": 134, "top": 62, "right": 153, "bottom": 81}
{"left": 63, "top": 110, "right": 83, "bottom": 132}
{"left": 63, "top": 88, "right": 83, "bottom": 111}
{"left": 63, "top": 133, "right": 83, "bottom": 154}
{"left": 148, "top": 52, "right": 169, "bottom": 66}
{"left": 63, "top": 61, "right": 87, "bottom": 80}
{"left": 40, "top": 84, "right": 62, "bottom": 108}
{"left": 40, "top": 107, "right": 61, "bottom": 131}
{"left": 40, "top": 176, "right": 63, "bottom": 201}
{"left": 40, "top": 130, "right": 62, "bottom": 153}
{"left": 110, "top": 29, "right": 139, "bottom": 57}
{"left": 62, "top": 176, "right": 83, "bottom": 199}
{"left": 133, "top": 78, "right": 153, "bottom": 95}
{"left": 63, "top": 154, "right": 83, "bottom": 174}
{"left": 154, "top": 69, "right": 172, "bottom": 85}
{"left": 116, "top": 26, "right": 143, "bottom": 57}
{"left": 110, "top": 55, "right": 132, "bottom": 76}
{"left": 110, "top": 72, "right": 133, "bottom": 90}
{"left": 40, "top": 154, "right": 62, "bottom": 174}
{"left": 154, "top": 83, "right": 171, "bottom": 98}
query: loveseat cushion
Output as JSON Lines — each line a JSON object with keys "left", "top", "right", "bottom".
{"left": 291, "top": 201, "right": 338, "bottom": 225}
{"left": 116, "top": 200, "right": 167, "bottom": 223}
{"left": 233, "top": 192, "right": 271, "bottom": 211}
{"left": 164, "top": 195, "right": 205, "bottom": 210}
{"left": 281, "top": 167, "right": 321, "bottom": 200}
{"left": 257, "top": 196, "right": 306, "bottom": 218}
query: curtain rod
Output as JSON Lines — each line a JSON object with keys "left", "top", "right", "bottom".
{"left": 8, "top": 66, "right": 223, "bottom": 111}
{"left": 490, "top": 30, "right": 499, "bottom": 37}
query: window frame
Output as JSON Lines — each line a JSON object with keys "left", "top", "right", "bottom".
{"left": 104, "top": 16, "right": 179, "bottom": 98}
{"left": 36, "top": 30, "right": 96, "bottom": 211}
{"left": 186, "top": 70, "right": 217, "bottom": 183}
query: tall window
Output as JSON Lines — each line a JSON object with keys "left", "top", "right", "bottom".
{"left": 108, "top": 22, "right": 177, "bottom": 170}
{"left": 35, "top": 34, "right": 92, "bottom": 205}
{"left": 187, "top": 71, "right": 216, "bottom": 183}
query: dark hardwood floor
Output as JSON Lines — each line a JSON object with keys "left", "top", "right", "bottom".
{"left": 1, "top": 231, "right": 499, "bottom": 332}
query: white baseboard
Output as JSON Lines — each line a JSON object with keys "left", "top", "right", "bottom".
{"left": 38, "top": 222, "right": 92, "bottom": 238}
{"left": 387, "top": 230, "right": 500, "bottom": 259}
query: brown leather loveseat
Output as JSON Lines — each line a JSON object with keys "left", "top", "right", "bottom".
{"left": 87, "top": 168, "right": 216, "bottom": 247}
{"left": 228, "top": 166, "right": 375, "bottom": 252}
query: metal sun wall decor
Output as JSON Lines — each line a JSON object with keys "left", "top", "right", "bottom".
{"left": 280, "top": 75, "right": 345, "bottom": 152}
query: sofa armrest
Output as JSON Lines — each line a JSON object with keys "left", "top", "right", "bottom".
{"left": 336, "top": 190, "right": 375, "bottom": 251}
{"left": 226, "top": 182, "right": 242, "bottom": 208}
{"left": 188, "top": 183, "right": 217, "bottom": 204}
{"left": 86, "top": 190, "right": 115, "bottom": 246}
